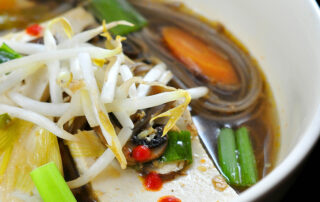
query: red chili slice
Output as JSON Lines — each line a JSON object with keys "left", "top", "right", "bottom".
{"left": 158, "top": 195, "right": 181, "bottom": 202}
{"left": 144, "top": 172, "right": 163, "bottom": 191}
{"left": 132, "top": 145, "right": 151, "bottom": 162}
{"left": 26, "top": 24, "right": 43, "bottom": 36}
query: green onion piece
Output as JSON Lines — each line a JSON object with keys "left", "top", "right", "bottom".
{"left": 87, "top": 0, "right": 147, "bottom": 36}
{"left": 217, "top": 128, "right": 240, "bottom": 185}
{"left": 235, "top": 127, "right": 258, "bottom": 186}
{"left": 161, "top": 131, "right": 193, "bottom": 164}
{"left": 30, "top": 162, "right": 76, "bottom": 202}
{"left": 0, "top": 43, "right": 21, "bottom": 64}
{"left": 0, "top": 113, "right": 11, "bottom": 128}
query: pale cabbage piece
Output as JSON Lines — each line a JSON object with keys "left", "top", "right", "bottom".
{"left": 0, "top": 123, "right": 62, "bottom": 202}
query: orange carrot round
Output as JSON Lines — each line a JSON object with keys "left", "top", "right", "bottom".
{"left": 162, "top": 27, "right": 239, "bottom": 85}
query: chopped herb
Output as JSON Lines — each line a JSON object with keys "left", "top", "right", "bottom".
{"left": 30, "top": 162, "right": 76, "bottom": 202}
{"left": 235, "top": 127, "right": 258, "bottom": 186}
{"left": 87, "top": 0, "right": 147, "bottom": 36}
{"left": 217, "top": 128, "right": 240, "bottom": 185}
{"left": 161, "top": 131, "right": 192, "bottom": 164}
{"left": 0, "top": 43, "right": 21, "bottom": 64}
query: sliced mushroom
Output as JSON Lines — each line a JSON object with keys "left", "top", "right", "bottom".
{"left": 132, "top": 125, "right": 167, "bottom": 148}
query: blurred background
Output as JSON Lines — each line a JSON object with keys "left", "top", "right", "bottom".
{"left": 0, "top": 0, "right": 77, "bottom": 31}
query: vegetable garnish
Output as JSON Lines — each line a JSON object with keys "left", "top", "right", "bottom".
{"left": 132, "top": 145, "right": 151, "bottom": 162}
{"left": 162, "top": 27, "right": 239, "bottom": 85}
{"left": 217, "top": 127, "right": 258, "bottom": 187}
{"left": 0, "top": 104, "right": 77, "bottom": 141}
{"left": 30, "top": 162, "right": 76, "bottom": 202}
{"left": 87, "top": 0, "right": 147, "bottom": 35}
{"left": 0, "top": 43, "right": 21, "bottom": 64}
{"left": 158, "top": 195, "right": 182, "bottom": 202}
{"left": 161, "top": 131, "right": 193, "bottom": 164}
{"left": 9, "top": 92, "right": 70, "bottom": 117}
{"left": 144, "top": 171, "right": 163, "bottom": 191}
{"left": 235, "top": 127, "right": 258, "bottom": 186}
{"left": 217, "top": 128, "right": 240, "bottom": 185}
{"left": 26, "top": 24, "right": 43, "bottom": 36}
{"left": 149, "top": 89, "right": 191, "bottom": 136}
{"left": 0, "top": 124, "right": 62, "bottom": 198}
{"left": 106, "top": 82, "right": 192, "bottom": 137}
{"left": 47, "top": 17, "right": 74, "bottom": 39}
{"left": 79, "top": 52, "right": 127, "bottom": 169}
{"left": 66, "top": 130, "right": 106, "bottom": 157}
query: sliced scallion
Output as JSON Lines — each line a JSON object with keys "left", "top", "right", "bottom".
{"left": 87, "top": 0, "right": 147, "bottom": 36}
{"left": 235, "top": 127, "right": 258, "bottom": 186}
{"left": 161, "top": 131, "right": 193, "bottom": 164}
{"left": 217, "top": 128, "right": 240, "bottom": 185}
{"left": 0, "top": 43, "right": 21, "bottom": 64}
{"left": 30, "top": 162, "right": 76, "bottom": 202}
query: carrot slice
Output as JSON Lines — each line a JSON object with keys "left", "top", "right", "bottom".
{"left": 162, "top": 27, "right": 239, "bottom": 85}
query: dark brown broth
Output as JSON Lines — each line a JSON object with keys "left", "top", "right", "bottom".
{"left": 155, "top": 2, "right": 281, "bottom": 190}
{"left": 198, "top": 23, "right": 280, "bottom": 192}
{"left": 245, "top": 80, "right": 280, "bottom": 179}
{"left": 175, "top": 68, "right": 280, "bottom": 192}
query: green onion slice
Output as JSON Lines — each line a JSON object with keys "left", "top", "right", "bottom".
{"left": 0, "top": 43, "right": 21, "bottom": 64}
{"left": 217, "top": 128, "right": 240, "bottom": 185}
{"left": 161, "top": 130, "right": 193, "bottom": 164}
{"left": 30, "top": 162, "right": 76, "bottom": 202}
{"left": 87, "top": 0, "right": 147, "bottom": 36}
{"left": 235, "top": 127, "right": 258, "bottom": 186}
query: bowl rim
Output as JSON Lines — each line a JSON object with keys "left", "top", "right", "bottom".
{"left": 231, "top": 2, "right": 320, "bottom": 200}
{"left": 236, "top": 108, "right": 320, "bottom": 201}
{"left": 234, "top": 1, "right": 320, "bottom": 201}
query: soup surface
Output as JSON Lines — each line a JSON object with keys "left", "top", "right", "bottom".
{"left": 125, "top": 0, "right": 280, "bottom": 190}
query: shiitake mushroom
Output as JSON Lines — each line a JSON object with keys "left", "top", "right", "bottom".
{"left": 132, "top": 125, "right": 167, "bottom": 149}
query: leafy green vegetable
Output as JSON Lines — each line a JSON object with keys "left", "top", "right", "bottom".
{"left": 0, "top": 43, "right": 21, "bottom": 64}
{"left": 87, "top": 0, "right": 147, "bottom": 36}
{"left": 30, "top": 162, "right": 76, "bottom": 202}
{"left": 217, "top": 128, "right": 240, "bottom": 185}
{"left": 0, "top": 113, "right": 11, "bottom": 128}
{"left": 235, "top": 127, "right": 258, "bottom": 186}
{"left": 161, "top": 130, "right": 192, "bottom": 164}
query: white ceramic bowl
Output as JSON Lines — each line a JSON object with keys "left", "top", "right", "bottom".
{"left": 179, "top": 0, "right": 320, "bottom": 201}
